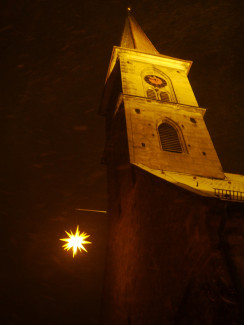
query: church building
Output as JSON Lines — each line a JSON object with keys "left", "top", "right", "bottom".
{"left": 99, "top": 12, "right": 244, "bottom": 324}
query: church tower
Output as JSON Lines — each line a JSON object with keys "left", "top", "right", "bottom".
{"left": 100, "top": 12, "right": 244, "bottom": 324}
{"left": 100, "top": 12, "right": 243, "bottom": 200}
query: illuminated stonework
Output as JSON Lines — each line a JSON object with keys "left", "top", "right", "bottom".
{"left": 99, "top": 14, "right": 244, "bottom": 202}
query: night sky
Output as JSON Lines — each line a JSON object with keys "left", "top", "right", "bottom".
{"left": 1, "top": 0, "right": 243, "bottom": 324}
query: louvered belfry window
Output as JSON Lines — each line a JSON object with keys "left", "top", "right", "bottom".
{"left": 159, "top": 92, "right": 169, "bottom": 102}
{"left": 158, "top": 123, "right": 183, "bottom": 153}
{"left": 147, "top": 89, "right": 157, "bottom": 100}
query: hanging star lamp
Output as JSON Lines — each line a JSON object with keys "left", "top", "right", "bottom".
{"left": 60, "top": 225, "right": 91, "bottom": 258}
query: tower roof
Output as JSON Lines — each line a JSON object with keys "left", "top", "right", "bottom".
{"left": 120, "top": 13, "right": 159, "bottom": 55}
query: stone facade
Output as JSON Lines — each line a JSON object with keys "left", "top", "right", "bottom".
{"left": 100, "top": 14, "right": 244, "bottom": 324}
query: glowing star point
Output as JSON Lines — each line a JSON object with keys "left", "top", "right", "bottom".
{"left": 60, "top": 226, "right": 91, "bottom": 258}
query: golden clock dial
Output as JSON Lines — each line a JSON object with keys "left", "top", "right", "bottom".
{"left": 144, "top": 75, "right": 167, "bottom": 88}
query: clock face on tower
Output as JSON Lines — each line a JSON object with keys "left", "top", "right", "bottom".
{"left": 144, "top": 75, "right": 167, "bottom": 88}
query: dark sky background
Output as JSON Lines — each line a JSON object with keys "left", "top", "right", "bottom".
{"left": 1, "top": 0, "right": 243, "bottom": 324}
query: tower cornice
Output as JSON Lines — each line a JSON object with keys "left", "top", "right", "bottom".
{"left": 105, "top": 46, "right": 192, "bottom": 83}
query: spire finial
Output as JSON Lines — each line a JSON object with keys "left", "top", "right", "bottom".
{"left": 127, "top": 7, "right": 132, "bottom": 13}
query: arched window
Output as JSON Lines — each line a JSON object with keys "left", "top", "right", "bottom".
{"left": 142, "top": 69, "right": 177, "bottom": 103}
{"left": 158, "top": 122, "right": 183, "bottom": 153}
{"left": 147, "top": 89, "right": 157, "bottom": 100}
{"left": 159, "top": 91, "right": 169, "bottom": 102}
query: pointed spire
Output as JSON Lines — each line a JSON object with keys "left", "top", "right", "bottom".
{"left": 120, "top": 10, "right": 159, "bottom": 55}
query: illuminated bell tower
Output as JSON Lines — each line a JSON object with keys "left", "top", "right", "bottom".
{"left": 100, "top": 12, "right": 244, "bottom": 200}
{"left": 100, "top": 11, "right": 244, "bottom": 325}
{"left": 100, "top": 12, "right": 225, "bottom": 183}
